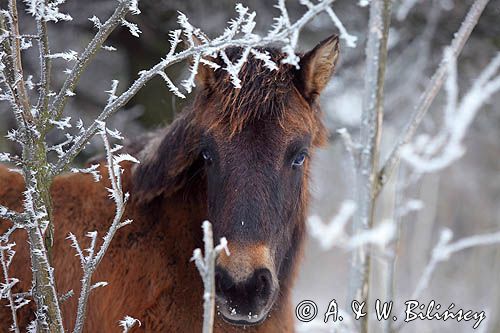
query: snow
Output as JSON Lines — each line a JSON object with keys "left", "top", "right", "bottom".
{"left": 88, "top": 15, "right": 101, "bottom": 29}
{"left": 46, "top": 50, "right": 78, "bottom": 61}
{"left": 307, "top": 200, "right": 356, "bottom": 250}
{"left": 121, "top": 19, "right": 141, "bottom": 37}
{"left": 106, "top": 80, "right": 120, "bottom": 105}
{"left": 119, "top": 315, "right": 141, "bottom": 333}
{"left": 347, "top": 220, "right": 395, "bottom": 249}
{"left": 24, "top": 0, "right": 73, "bottom": 22}
{"left": 0, "top": 152, "right": 11, "bottom": 162}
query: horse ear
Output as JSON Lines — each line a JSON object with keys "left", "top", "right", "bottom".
{"left": 296, "top": 34, "right": 339, "bottom": 102}
{"left": 132, "top": 111, "right": 201, "bottom": 204}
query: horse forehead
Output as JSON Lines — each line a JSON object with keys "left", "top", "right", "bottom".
{"left": 210, "top": 105, "right": 314, "bottom": 148}
{"left": 215, "top": 123, "right": 287, "bottom": 160}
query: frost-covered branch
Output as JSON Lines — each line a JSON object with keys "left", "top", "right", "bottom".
{"left": 49, "top": 0, "right": 139, "bottom": 126}
{"left": 337, "top": 128, "right": 360, "bottom": 172}
{"left": 307, "top": 201, "right": 395, "bottom": 251}
{"left": 377, "top": 0, "right": 491, "bottom": 194}
{"left": 70, "top": 122, "right": 138, "bottom": 333}
{"left": 0, "top": 204, "right": 25, "bottom": 224}
{"left": 391, "top": 229, "right": 500, "bottom": 331}
{"left": 35, "top": 8, "right": 51, "bottom": 120}
{"left": 0, "top": 242, "right": 20, "bottom": 333}
{"left": 348, "top": 0, "right": 392, "bottom": 331}
{"left": 400, "top": 51, "right": 500, "bottom": 172}
{"left": 6, "top": 0, "right": 31, "bottom": 118}
{"left": 412, "top": 229, "right": 500, "bottom": 301}
{"left": 192, "top": 221, "right": 230, "bottom": 333}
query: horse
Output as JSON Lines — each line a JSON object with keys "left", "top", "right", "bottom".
{"left": 0, "top": 34, "right": 339, "bottom": 332}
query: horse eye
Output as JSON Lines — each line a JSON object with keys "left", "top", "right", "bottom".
{"left": 201, "top": 150, "right": 213, "bottom": 164}
{"left": 292, "top": 152, "right": 307, "bottom": 168}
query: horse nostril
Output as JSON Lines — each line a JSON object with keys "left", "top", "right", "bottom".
{"left": 253, "top": 268, "right": 272, "bottom": 297}
{"left": 215, "top": 267, "right": 234, "bottom": 295}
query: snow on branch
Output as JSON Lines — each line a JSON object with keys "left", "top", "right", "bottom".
{"left": 0, "top": 204, "right": 25, "bottom": 224}
{"left": 0, "top": 242, "right": 21, "bottom": 333}
{"left": 192, "top": 221, "right": 230, "bottom": 333}
{"left": 50, "top": 0, "right": 140, "bottom": 125}
{"left": 307, "top": 200, "right": 356, "bottom": 250}
{"left": 377, "top": 0, "right": 491, "bottom": 195}
{"left": 24, "top": 0, "right": 72, "bottom": 22}
{"left": 307, "top": 200, "right": 396, "bottom": 251}
{"left": 69, "top": 122, "right": 138, "bottom": 333}
{"left": 390, "top": 228, "right": 500, "bottom": 331}
{"left": 400, "top": 51, "right": 500, "bottom": 173}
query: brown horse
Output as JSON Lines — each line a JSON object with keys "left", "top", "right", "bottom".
{"left": 0, "top": 35, "right": 339, "bottom": 332}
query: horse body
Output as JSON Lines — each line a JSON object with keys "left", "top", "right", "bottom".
{"left": 0, "top": 35, "right": 339, "bottom": 332}
{"left": 0, "top": 147, "right": 292, "bottom": 333}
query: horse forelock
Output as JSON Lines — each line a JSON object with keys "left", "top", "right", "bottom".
{"left": 195, "top": 47, "right": 301, "bottom": 136}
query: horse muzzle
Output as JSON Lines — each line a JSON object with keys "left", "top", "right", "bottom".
{"left": 215, "top": 266, "right": 277, "bottom": 326}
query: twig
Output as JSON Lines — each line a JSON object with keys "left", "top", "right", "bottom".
{"left": 192, "top": 221, "right": 229, "bottom": 333}
{"left": 35, "top": 8, "right": 52, "bottom": 126}
{"left": 0, "top": 204, "right": 25, "bottom": 224}
{"left": 0, "top": 243, "right": 20, "bottom": 333}
{"left": 348, "top": 1, "right": 392, "bottom": 332}
{"left": 376, "top": 0, "right": 491, "bottom": 195}
{"left": 49, "top": 0, "right": 134, "bottom": 124}
{"left": 394, "top": 229, "right": 500, "bottom": 331}
{"left": 399, "top": 51, "right": 500, "bottom": 172}
{"left": 7, "top": 0, "right": 31, "bottom": 119}
{"left": 71, "top": 122, "right": 137, "bottom": 333}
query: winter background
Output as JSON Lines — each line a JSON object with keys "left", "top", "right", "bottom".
{"left": 0, "top": 0, "right": 499, "bottom": 332}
